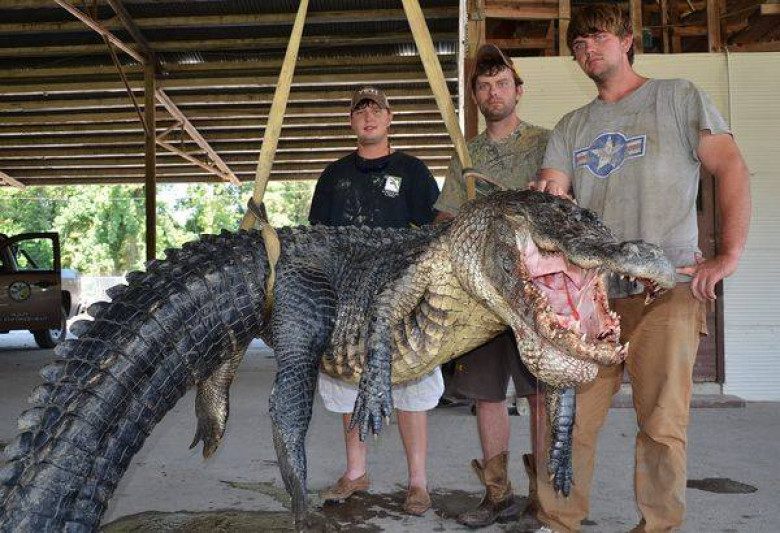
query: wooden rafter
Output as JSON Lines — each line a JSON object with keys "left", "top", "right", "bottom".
{"left": 155, "top": 90, "right": 240, "bottom": 185}
{"left": 106, "top": 0, "right": 163, "bottom": 76}
{"left": 0, "top": 6, "right": 458, "bottom": 34}
{"left": 1, "top": 32, "right": 455, "bottom": 58}
{"left": 0, "top": 170, "right": 26, "bottom": 189}
{"left": 52, "top": 0, "right": 144, "bottom": 63}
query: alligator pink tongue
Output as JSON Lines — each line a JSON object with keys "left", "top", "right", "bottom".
{"left": 524, "top": 241, "right": 601, "bottom": 336}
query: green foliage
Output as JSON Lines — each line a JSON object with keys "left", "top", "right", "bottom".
{"left": 0, "top": 180, "right": 316, "bottom": 275}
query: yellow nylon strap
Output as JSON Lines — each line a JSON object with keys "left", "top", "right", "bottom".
{"left": 240, "top": 0, "right": 309, "bottom": 315}
{"left": 401, "top": 0, "right": 475, "bottom": 199}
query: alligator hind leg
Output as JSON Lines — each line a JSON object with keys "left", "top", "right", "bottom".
{"left": 268, "top": 266, "right": 336, "bottom": 526}
{"left": 546, "top": 386, "right": 575, "bottom": 496}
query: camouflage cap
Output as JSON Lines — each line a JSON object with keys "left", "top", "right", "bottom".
{"left": 470, "top": 43, "right": 523, "bottom": 88}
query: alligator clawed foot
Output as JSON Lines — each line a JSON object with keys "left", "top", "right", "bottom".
{"left": 351, "top": 371, "right": 393, "bottom": 441}
{"left": 189, "top": 423, "right": 222, "bottom": 459}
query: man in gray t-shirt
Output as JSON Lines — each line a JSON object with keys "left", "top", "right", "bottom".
{"left": 533, "top": 4, "right": 751, "bottom": 533}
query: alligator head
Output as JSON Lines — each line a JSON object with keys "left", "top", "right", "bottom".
{"left": 446, "top": 190, "right": 676, "bottom": 388}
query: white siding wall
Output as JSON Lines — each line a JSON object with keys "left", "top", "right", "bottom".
{"left": 509, "top": 53, "right": 780, "bottom": 400}
{"left": 721, "top": 53, "right": 780, "bottom": 401}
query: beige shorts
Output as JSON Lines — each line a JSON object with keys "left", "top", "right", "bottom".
{"left": 318, "top": 367, "right": 444, "bottom": 413}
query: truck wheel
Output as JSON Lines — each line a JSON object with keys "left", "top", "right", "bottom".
{"left": 32, "top": 306, "right": 68, "bottom": 349}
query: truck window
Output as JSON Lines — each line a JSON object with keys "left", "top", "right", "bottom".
{"left": 14, "top": 238, "right": 55, "bottom": 271}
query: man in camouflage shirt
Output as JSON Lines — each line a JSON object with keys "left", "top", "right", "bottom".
{"left": 434, "top": 44, "right": 550, "bottom": 528}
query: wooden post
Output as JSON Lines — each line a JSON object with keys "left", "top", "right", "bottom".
{"left": 465, "top": 0, "right": 484, "bottom": 141}
{"left": 629, "top": 0, "right": 644, "bottom": 54}
{"left": 559, "top": 0, "right": 571, "bottom": 56}
{"left": 660, "top": 0, "right": 671, "bottom": 53}
{"left": 707, "top": 0, "right": 722, "bottom": 52}
{"left": 669, "top": 0, "right": 682, "bottom": 53}
{"left": 144, "top": 63, "right": 156, "bottom": 263}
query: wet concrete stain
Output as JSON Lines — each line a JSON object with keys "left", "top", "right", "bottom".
{"left": 103, "top": 485, "right": 544, "bottom": 532}
{"left": 687, "top": 477, "right": 757, "bottom": 494}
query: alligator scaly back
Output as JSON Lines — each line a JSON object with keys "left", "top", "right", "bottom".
{"left": 0, "top": 230, "right": 269, "bottom": 531}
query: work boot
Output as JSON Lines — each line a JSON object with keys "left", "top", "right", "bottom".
{"left": 457, "top": 452, "right": 522, "bottom": 528}
{"left": 522, "top": 453, "right": 540, "bottom": 517}
{"left": 320, "top": 473, "right": 370, "bottom": 502}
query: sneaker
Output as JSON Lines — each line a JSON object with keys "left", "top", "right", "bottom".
{"left": 320, "top": 473, "right": 370, "bottom": 502}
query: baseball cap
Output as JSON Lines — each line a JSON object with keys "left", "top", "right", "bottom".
{"left": 350, "top": 86, "right": 391, "bottom": 111}
{"left": 470, "top": 44, "right": 523, "bottom": 89}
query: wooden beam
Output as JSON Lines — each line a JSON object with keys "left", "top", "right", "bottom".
{"left": 0, "top": 138, "right": 454, "bottom": 159}
{"left": 0, "top": 170, "right": 26, "bottom": 189}
{"left": 106, "top": 0, "right": 162, "bottom": 76}
{"left": 629, "top": 0, "right": 644, "bottom": 54}
{"left": 729, "top": 40, "right": 780, "bottom": 52}
{"left": 0, "top": 6, "right": 459, "bottom": 34}
{"left": 0, "top": 151, "right": 454, "bottom": 168}
{"left": 0, "top": 32, "right": 455, "bottom": 58}
{"left": 707, "top": 0, "right": 723, "bottom": 51}
{"left": 670, "top": 0, "right": 683, "bottom": 53}
{"left": 155, "top": 90, "right": 239, "bottom": 185}
{"left": 0, "top": 71, "right": 454, "bottom": 97}
{"left": 0, "top": 89, "right": 449, "bottom": 113}
{"left": 0, "top": 115, "right": 445, "bottom": 136}
{"left": 761, "top": 4, "right": 780, "bottom": 15}
{"left": 487, "top": 37, "right": 553, "bottom": 50}
{"left": 0, "top": 103, "right": 443, "bottom": 126}
{"left": 484, "top": 4, "right": 559, "bottom": 20}
{"left": 660, "top": 0, "right": 671, "bottom": 53}
{"left": 0, "top": 124, "right": 451, "bottom": 148}
{"left": 156, "top": 140, "right": 232, "bottom": 181}
{"left": 51, "top": 0, "right": 145, "bottom": 63}
{"left": 0, "top": 54, "right": 455, "bottom": 81}
{"left": 144, "top": 63, "right": 156, "bottom": 263}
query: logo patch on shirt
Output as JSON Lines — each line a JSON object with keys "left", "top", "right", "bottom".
{"left": 573, "top": 132, "right": 646, "bottom": 178}
{"left": 382, "top": 175, "right": 401, "bottom": 197}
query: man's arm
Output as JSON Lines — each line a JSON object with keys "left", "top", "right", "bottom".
{"left": 530, "top": 168, "right": 573, "bottom": 197}
{"left": 677, "top": 131, "right": 751, "bottom": 301}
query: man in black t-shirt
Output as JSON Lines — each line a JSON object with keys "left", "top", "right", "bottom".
{"left": 308, "top": 87, "right": 441, "bottom": 516}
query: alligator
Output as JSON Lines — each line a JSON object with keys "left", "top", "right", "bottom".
{"left": 0, "top": 190, "right": 675, "bottom": 531}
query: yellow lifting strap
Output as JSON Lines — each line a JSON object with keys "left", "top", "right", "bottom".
{"left": 401, "top": 0, "right": 476, "bottom": 200}
{"left": 240, "top": 0, "right": 309, "bottom": 316}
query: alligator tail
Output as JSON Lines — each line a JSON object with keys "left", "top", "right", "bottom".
{"left": 0, "top": 230, "right": 268, "bottom": 532}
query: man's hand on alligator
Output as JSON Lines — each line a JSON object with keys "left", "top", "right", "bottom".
{"left": 0, "top": 190, "right": 676, "bottom": 531}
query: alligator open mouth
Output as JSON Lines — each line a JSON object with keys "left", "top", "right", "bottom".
{"left": 512, "top": 237, "right": 668, "bottom": 368}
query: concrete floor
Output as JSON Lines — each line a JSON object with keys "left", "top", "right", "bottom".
{"left": 1, "top": 330, "right": 778, "bottom": 532}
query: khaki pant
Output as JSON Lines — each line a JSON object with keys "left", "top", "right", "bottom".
{"left": 536, "top": 284, "right": 706, "bottom": 533}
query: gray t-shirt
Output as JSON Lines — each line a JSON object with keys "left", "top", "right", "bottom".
{"left": 542, "top": 78, "right": 730, "bottom": 295}
{"left": 435, "top": 121, "right": 549, "bottom": 214}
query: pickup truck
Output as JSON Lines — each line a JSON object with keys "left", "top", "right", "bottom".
{"left": 0, "top": 232, "right": 83, "bottom": 348}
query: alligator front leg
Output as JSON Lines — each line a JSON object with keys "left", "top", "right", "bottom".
{"left": 546, "top": 386, "right": 575, "bottom": 496}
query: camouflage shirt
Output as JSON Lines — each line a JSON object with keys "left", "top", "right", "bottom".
{"left": 434, "top": 121, "right": 550, "bottom": 215}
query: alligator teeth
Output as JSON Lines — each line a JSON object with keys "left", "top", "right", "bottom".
{"left": 645, "top": 292, "right": 653, "bottom": 305}
{"left": 581, "top": 333, "right": 587, "bottom": 341}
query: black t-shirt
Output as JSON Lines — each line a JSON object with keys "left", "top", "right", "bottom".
{"left": 308, "top": 151, "right": 440, "bottom": 228}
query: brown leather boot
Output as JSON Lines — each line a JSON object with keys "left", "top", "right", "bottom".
{"left": 457, "top": 452, "right": 522, "bottom": 528}
{"left": 522, "top": 453, "right": 540, "bottom": 517}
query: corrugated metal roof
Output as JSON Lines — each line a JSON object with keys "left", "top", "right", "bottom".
{"left": 0, "top": 0, "right": 460, "bottom": 186}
